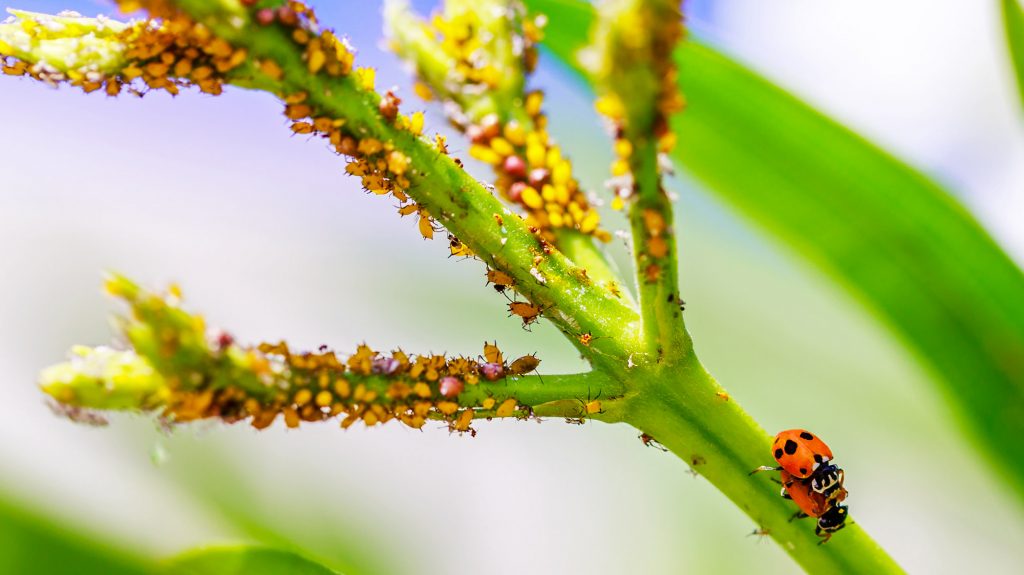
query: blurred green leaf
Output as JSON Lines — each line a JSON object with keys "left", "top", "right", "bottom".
{"left": 526, "top": 0, "right": 1024, "bottom": 498}
{"left": 0, "top": 497, "right": 152, "bottom": 575}
{"left": 163, "top": 546, "right": 339, "bottom": 575}
{"left": 1004, "top": 0, "right": 1024, "bottom": 109}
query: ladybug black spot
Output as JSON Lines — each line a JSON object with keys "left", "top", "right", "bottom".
{"left": 774, "top": 448, "right": 783, "bottom": 460}
{"left": 784, "top": 439, "right": 798, "bottom": 455}
{"left": 814, "top": 453, "right": 823, "bottom": 463}
{"left": 800, "top": 467, "right": 808, "bottom": 475}
{"left": 800, "top": 431, "right": 814, "bottom": 440}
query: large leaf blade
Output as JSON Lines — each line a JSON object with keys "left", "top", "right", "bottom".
{"left": 0, "top": 497, "right": 152, "bottom": 575}
{"left": 526, "top": 0, "right": 1024, "bottom": 498}
{"left": 1003, "top": 0, "right": 1024, "bottom": 109}
{"left": 163, "top": 546, "right": 339, "bottom": 575}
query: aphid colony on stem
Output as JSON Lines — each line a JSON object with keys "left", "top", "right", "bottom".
{"left": 39, "top": 276, "right": 545, "bottom": 436}
{"left": 0, "top": 5, "right": 250, "bottom": 96}
{"left": 751, "top": 429, "right": 850, "bottom": 544}
{"left": 389, "top": 2, "right": 611, "bottom": 244}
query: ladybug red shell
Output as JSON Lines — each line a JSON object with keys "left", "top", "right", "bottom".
{"left": 771, "top": 429, "right": 833, "bottom": 478}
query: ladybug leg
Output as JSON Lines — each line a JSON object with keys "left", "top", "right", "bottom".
{"left": 749, "top": 465, "right": 783, "bottom": 476}
{"left": 788, "top": 511, "right": 809, "bottom": 523}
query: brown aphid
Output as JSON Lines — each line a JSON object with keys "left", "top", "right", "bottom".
{"left": 639, "top": 432, "right": 669, "bottom": 452}
{"left": 485, "top": 269, "right": 515, "bottom": 293}
{"left": 507, "top": 354, "right": 540, "bottom": 376}
{"left": 493, "top": 213, "right": 504, "bottom": 227}
{"left": 508, "top": 301, "right": 544, "bottom": 328}
{"left": 380, "top": 90, "right": 401, "bottom": 121}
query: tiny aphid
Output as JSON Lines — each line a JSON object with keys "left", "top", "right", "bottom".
{"left": 639, "top": 432, "right": 668, "bottom": 452}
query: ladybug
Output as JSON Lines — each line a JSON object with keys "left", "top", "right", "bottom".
{"left": 779, "top": 470, "right": 849, "bottom": 544}
{"left": 768, "top": 429, "right": 833, "bottom": 478}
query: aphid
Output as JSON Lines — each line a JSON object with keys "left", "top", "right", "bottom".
{"left": 578, "top": 332, "right": 593, "bottom": 346}
{"left": 507, "top": 354, "right": 540, "bottom": 376}
{"left": 639, "top": 432, "right": 668, "bottom": 452}
{"left": 438, "top": 376, "right": 463, "bottom": 398}
{"left": 379, "top": 89, "right": 401, "bottom": 121}
{"left": 479, "top": 362, "right": 505, "bottom": 381}
{"left": 507, "top": 301, "right": 544, "bottom": 329}
{"left": 486, "top": 269, "right": 515, "bottom": 295}
{"left": 448, "top": 234, "right": 474, "bottom": 258}
{"left": 482, "top": 341, "right": 504, "bottom": 365}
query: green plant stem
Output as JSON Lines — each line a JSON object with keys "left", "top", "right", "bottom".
{"left": 385, "top": 0, "right": 630, "bottom": 306}
{"left": 618, "top": 355, "right": 905, "bottom": 574}
{"left": 169, "top": 0, "right": 643, "bottom": 366}
{"left": 594, "top": 0, "right": 687, "bottom": 361}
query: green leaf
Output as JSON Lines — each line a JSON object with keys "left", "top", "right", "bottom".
{"left": 1004, "top": 0, "right": 1024, "bottom": 109}
{"left": 526, "top": 0, "right": 1024, "bottom": 498}
{"left": 163, "top": 546, "right": 339, "bottom": 575}
{"left": 0, "top": 497, "right": 152, "bottom": 575}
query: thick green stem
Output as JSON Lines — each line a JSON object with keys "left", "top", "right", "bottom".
{"left": 621, "top": 354, "right": 905, "bottom": 574}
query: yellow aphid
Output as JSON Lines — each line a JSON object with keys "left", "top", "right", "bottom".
{"left": 285, "top": 91, "right": 309, "bottom": 104}
{"left": 387, "top": 151, "right": 410, "bottom": 175}
{"left": 435, "top": 134, "right": 448, "bottom": 154}
{"left": 285, "top": 104, "right": 312, "bottom": 120}
{"left": 503, "top": 121, "right": 526, "bottom": 146}
{"left": 658, "top": 132, "right": 677, "bottom": 154}
{"left": 145, "top": 62, "right": 170, "bottom": 78}
{"left": 469, "top": 144, "right": 502, "bottom": 165}
{"left": 611, "top": 158, "right": 630, "bottom": 177}
{"left": 315, "top": 390, "right": 333, "bottom": 407}
{"left": 355, "top": 67, "right": 375, "bottom": 91}
{"left": 594, "top": 94, "right": 624, "bottom": 119}
{"left": 307, "top": 48, "right": 326, "bottom": 73}
{"left": 481, "top": 397, "right": 496, "bottom": 410}
{"left": 334, "top": 378, "right": 351, "bottom": 398}
{"left": 398, "top": 203, "right": 420, "bottom": 216}
{"left": 454, "top": 409, "right": 474, "bottom": 431}
{"left": 357, "top": 138, "right": 383, "bottom": 155}
{"left": 489, "top": 137, "right": 514, "bottom": 157}
{"left": 437, "top": 401, "right": 459, "bottom": 416}
{"left": 585, "top": 400, "right": 602, "bottom": 414}
{"left": 173, "top": 59, "right": 193, "bottom": 77}
{"left": 293, "top": 389, "right": 313, "bottom": 406}
{"left": 291, "top": 122, "right": 314, "bottom": 135}
{"left": 413, "top": 81, "right": 434, "bottom": 101}
{"left": 483, "top": 341, "right": 504, "bottom": 365}
{"left": 520, "top": 186, "right": 543, "bottom": 209}
{"left": 409, "top": 111, "right": 425, "bottom": 135}
{"left": 413, "top": 382, "right": 432, "bottom": 398}
{"left": 283, "top": 407, "right": 300, "bottom": 428}
{"left": 578, "top": 210, "right": 601, "bottom": 234}
{"left": 525, "top": 91, "right": 544, "bottom": 117}
{"left": 614, "top": 138, "right": 633, "bottom": 158}
{"left": 496, "top": 398, "right": 518, "bottom": 418}
{"left": 611, "top": 196, "right": 625, "bottom": 211}
{"left": 418, "top": 213, "right": 436, "bottom": 240}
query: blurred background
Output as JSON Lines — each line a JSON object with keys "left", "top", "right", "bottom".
{"left": 2, "top": 0, "right": 1023, "bottom": 573}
